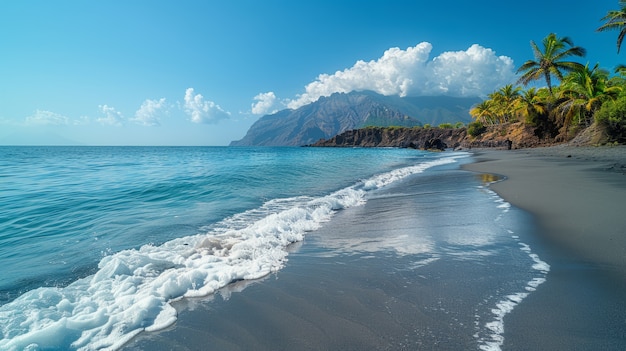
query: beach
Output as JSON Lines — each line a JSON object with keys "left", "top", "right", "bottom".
{"left": 463, "top": 145, "right": 626, "bottom": 350}
{"left": 463, "top": 146, "right": 626, "bottom": 276}
{"left": 121, "top": 145, "right": 626, "bottom": 351}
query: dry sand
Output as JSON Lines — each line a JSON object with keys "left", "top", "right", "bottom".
{"left": 464, "top": 145, "right": 626, "bottom": 350}
{"left": 463, "top": 145, "right": 626, "bottom": 275}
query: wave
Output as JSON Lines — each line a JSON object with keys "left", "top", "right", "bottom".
{"left": 0, "top": 153, "right": 467, "bottom": 351}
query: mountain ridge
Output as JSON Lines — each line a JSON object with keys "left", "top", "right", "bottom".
{"left": 230, "top": 91, "right": 480, "bottom": 146}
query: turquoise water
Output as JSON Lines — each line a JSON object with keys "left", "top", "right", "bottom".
{"left": 0, "top": 147, "right": 423, "bottom": 298}
{"left": 3, "top": 146, "right": 495, "bottom": 350}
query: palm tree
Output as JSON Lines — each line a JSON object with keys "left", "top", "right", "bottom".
{"left": 516, "top": 33, "right": 587, "bottom": 94}
{"left": 470, "top": 100, "right": 496, "bottom": 125}
{"left": 500, "top": 84, "right": 523, "bottom": 122}
{"left": 609, "top": 64, "right": 626, "bottom": 86}
{"left": 487, "top": 85, "right": 523, "bottom": 123}
{"left": 557, "top": 63, "right": 621, "bottom": 131}
{"left": 612, "top": 64, "right": 626, "bottom": 77}
{"left": 517, "top": 87, "right": 547, "bottom": 124}
{"left": 597, "top": 0, "right": 626, "bottom": 53}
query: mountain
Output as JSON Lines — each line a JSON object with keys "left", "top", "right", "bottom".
{"left": 230, "top": 91, "right": 481, "bottom": 146}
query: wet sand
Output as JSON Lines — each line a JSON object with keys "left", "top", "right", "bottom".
{"left": 463, "top": 145, "right": 626, "bottom": 350}
{"left": 122, "top": 169, "right": 476, "bottom": 350}
{"left": 122, "top": 146, "right": 626, "bottom": 350}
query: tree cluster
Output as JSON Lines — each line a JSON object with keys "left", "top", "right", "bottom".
{"left": 470, "top": 3, "right": 626, "bottom": 144}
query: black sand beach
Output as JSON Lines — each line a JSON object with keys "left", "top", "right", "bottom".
{"left": 123, "top": 147, "right": 626, "bottom": 350}
{"left": 464, "top": 146, "right": 626, "bottom": 350}
{"left": 464, "top": 146, "right": 626, "bottom": 274}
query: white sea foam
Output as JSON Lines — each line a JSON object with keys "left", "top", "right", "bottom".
{"left": 0, "top": 154, "right": 466, "bottom": 351}
{"left": 361, "top": 154, "right": 466, "bottom": 190}
{"left": 477, "top": 191, "right": 550, "bottom": 351}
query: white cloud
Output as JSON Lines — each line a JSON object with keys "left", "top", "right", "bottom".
{"left": 25, "top": 110, "right": 69, "bottom": 126}
{"left": 97, "top": 105, "right": 124, "bottom": 126}
{"left": 251, "top": 92, "right": 278, "bottom": 115}
{"left": 286, "top": 42, "right": 516, "bottom": 109}
{"left": 134, "top": 98, "right": 167, "bottom": 126}
{"left": 183, "top": 88, "right": 230, "bottom": 124}
{"left": 73, "top": 116, "right": 91, "bottom": 126}
{"left": 425, "top": 44, "right": 516, "bottom": 96}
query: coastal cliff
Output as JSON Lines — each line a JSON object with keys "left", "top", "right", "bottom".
{"left": 309, "top": 122, "right": 555, "bottom": 150}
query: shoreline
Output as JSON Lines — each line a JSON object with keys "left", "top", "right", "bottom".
{"left": 120, "top": 146, "right": 626, "bottom": 350}
{"left": 462, "top": 145, "right": 626, "bottom": 349}
{"left": 462, "top": 145, "right": 626, "bottom": 275}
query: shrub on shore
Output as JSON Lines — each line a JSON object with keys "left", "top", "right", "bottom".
{"left": 595, "top": 97, "right": 626, "bottom": 142}
{"left": 467, "top": 121, "right": 486, "bottom": 137}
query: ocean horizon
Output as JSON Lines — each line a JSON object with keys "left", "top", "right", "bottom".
{"left": 0, "top": 146, "right": 548, "bottom": 350}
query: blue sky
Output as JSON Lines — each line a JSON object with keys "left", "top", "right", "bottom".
{"left": 0, "top": 0, "right": 621, "bottom": 145}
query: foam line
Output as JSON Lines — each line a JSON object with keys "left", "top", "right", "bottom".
{"left": 476, "top": 191, "right": 550, "bottom": 351}
{"left": 0, "top": 154, "right": 467, "bottom": 351}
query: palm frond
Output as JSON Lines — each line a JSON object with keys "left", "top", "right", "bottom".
{"left": 617, "top": 29, "right": 626, "bottom": 53}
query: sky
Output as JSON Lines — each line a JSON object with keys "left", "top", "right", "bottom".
{"left": 0, "top": 0, "right": 622, "bottom": 146}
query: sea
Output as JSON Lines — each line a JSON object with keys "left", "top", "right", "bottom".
{"left": 0, "top": 146, "right": 549, "bottom": 350}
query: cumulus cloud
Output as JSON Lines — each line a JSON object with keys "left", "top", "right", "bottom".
{"left": 425, "top": 44, "right": 515, "bottom": 96}
{"left": 251, "top": 92, "right": 278, "bottom": 115}
{"left": 25, "top": 110, "right": 69, "bottom": 126}
{"left": 97, "top": 105, "right": 124, "bottom": 126}
{"left": 133, "top": 98, "right": 167, "bottom": 126}
{"left": 285, "top": 43, "right": 516, "bottom": 109}
{"left": 183, "top": 88, "right": 230, "bottom": 124}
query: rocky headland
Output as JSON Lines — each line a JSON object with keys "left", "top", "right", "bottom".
{"left": 308, "top": 122, "right": 558, "bottom": 150}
